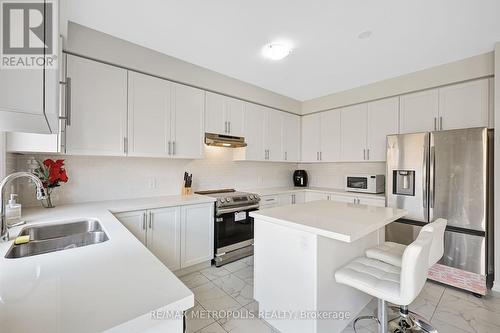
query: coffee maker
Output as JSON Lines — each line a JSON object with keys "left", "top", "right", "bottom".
{"left": 293, "top": 170, "right": 308, "bottom": 187}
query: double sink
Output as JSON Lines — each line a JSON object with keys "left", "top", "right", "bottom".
{"left": 5, "top": 220, "right": 109, "bottom": 259}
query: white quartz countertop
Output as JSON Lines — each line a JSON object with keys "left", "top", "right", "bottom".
{"left": 250, "top": 200, "right": 406, "bottom": 243}
{"left": 243, "top": 186, "right": 386, "bottom": 200}
{"left": 0, "top": 194, "right": 215, "bottom": 333}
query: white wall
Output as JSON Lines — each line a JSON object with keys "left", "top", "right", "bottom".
{"left": 297, "top": 162, "right": 385, "bottom": 189}
{"left": 14, "top": 146, "right": 298, "bottom": 207}
{"left": 66, "top": 22, "right": 301, "bottom": 114}
{"left": 302, "top": 52, "right": 494, "bottom": 114}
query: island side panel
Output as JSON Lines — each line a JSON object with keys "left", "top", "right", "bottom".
{"left": 254, "top": 218, "right": 318, "bottom": 333}
{"left": 316, "top": 231, "right": 379, "bottom": 333}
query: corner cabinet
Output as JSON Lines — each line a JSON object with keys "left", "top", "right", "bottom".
{"left": 66, "top": 55, "right": 128, "bottom": 156}
{"left": 115, "top": 203, "right": 214, "bottom": 271}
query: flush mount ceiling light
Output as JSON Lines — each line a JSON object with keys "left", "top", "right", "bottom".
{"left": 358, "top": 30, "right": 372, "bottom": 39}
{"left": 262, "top": 42, "right": 293, "bottom": 61}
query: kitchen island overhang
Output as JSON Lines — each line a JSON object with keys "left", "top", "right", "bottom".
{"left": 250, "top": 200, "right": 407, "bottom": 333}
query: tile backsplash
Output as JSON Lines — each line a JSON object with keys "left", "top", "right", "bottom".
{"left": 12, "top": 146, "right": 386, "bottom": 207}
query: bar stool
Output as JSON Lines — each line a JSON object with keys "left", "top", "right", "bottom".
{"left": 366, "top": 218, "right": 447, "bottom": 268}
{"left": 335, "top": 230, "right": 433, "bottom": 333}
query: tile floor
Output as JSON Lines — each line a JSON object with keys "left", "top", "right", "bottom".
{"left": 179, "top": 256, "right": 500, "bottom": 333}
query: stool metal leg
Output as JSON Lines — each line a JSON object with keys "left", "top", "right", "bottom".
{"left": 378, "top": 299, "right": 388, "bottom": 333}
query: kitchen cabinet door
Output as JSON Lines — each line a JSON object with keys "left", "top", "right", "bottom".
{"left": 358, "top": 197, "right": 385, "bottom": 207}
{"left": 400, "top": 89, "right": 439, "bottom": 134}
{"left": 180, "top": 204, "right": 214, "bottom": 267}
{"left": 438, "top": 79, "right": 489, "bottom": 131}
{"left": 304, "top": 192, "right": 329, "bottom": 202}
{"left": 239, "top": 103, "right": 266, "bottom": 160}
{"left": 115, "top": 211, "right": 147, "bottom": 245}
{"left": 331, "top": 194, "right": 357, "bottom": 204}
{"left": 366, "top": 97, "right": 399, "bottom": 161}
{"left": 320, "top": 109, "right": 341, "bottom": 162}
{"left": 171, "top": 83, "right": 205, "bottom": 159}
{"left": 294, "top": 192, "right": 306, "bottom": 204}
{"left": 260, "top": 195, "right": 279, "bottom": 209}
{"left": 301, "top": 114, "right": 321, "bottom": 162}
{"left": 205, "top": 92, "right": 226, "bottom": 135}
{"left": 278, "top": 194, "right": 293, "bottom": 206}
{"left": 147, "top": 207, "right": 181, "bottom": 271}
{"left": 226, "top": 97, "right": 245, "bottom": 137}
{"left": 341, "top": 104, "right": 368, "bottom": 162}
{"left": 265, "top": 109, "right": 283, "bottom": 161}
{"left": 128, "top": 72, "right": 171, "bottom": 157}
{"left": 283, "top": 113, "right": 300, "bottom": 162}
{"left": 66, "top": 55, "right": 128, "bottom": 156}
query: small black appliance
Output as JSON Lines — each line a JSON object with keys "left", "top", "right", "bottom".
{"left": 293, "top": 170, "right": 308, "bottom": 187}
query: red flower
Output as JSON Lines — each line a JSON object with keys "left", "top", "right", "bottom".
{"left": 43, "top": 159, "right": 69, "bottom": 187}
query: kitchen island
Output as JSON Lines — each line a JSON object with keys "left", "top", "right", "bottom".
{"left": 250, "top": 200, "right": 406, "bottom": 333}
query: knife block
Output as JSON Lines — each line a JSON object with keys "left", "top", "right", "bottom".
{"left": 182, "top": 187, "right": 193, "bottom": 196}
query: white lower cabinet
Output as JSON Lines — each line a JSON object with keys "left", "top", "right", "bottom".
{"left": 259, "top": 195, "right": 280, "bottom": 209}
{"left": 278, "top": 192, "right": 306, "bottom": 206}
{"left": 180, "top": 204, "right": 214, "bottom": 267}
{"left": 304, "top": 192, "right": 330, "bottom": 202}
{"left": 115, "top": 203, "right": 213, "bottom": 271}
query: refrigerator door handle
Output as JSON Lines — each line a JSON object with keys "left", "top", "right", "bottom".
{"left": 429, "top": 146, "right": 436, "bottom": 209}
{"left": 422, "top": 145, "right": 428, "bottom": 209}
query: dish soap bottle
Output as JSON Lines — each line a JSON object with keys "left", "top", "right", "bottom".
{"left": 6, "top": 194, "right": 23, "bottom": 227}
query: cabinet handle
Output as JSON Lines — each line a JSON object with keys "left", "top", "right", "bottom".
{"left": 316, "top": 152, "right": 319, "bottom": 161}
{"left": 149, "top": 212, "right": 153, "bottom": 229}
{"left": 439, "top": 117, "right": 443, "bottom": 131}
{"left": 285, "top": 151, "right": 287, "bottom": 161}
{"left": 172, "top": 141, "right": 176, "bottom": 155}
{"left": 124, "top": 137, "right": 128, "bottom": 154}
{"left": 228, "top": 121, "right": 231, "bottom": 134}
{"left": 168, "top": 141, "right": 171, "bottom": 155}
{"left": 59, "top": 77, "right": 72, "bottom": 126}
{"left": 320, "top": 151, "right": 322, "bottom": 161}
{"left": 434, "top": 117, "right": 437, "bottom": 131}
{"left": 366, "top": 149, "right": 369, "bottom": 160}
{"left": 142, "top": 212, "right": 147, "bottom": 230}
{"left": 224, "top": 121, "right": 227, "bottom": 134}
{"left": 363, "top": 149, "right": 366, "bottom": 160}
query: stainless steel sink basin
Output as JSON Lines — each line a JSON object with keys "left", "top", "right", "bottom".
{"left": 5, "top": 220, "right": 109, "bottom": 259}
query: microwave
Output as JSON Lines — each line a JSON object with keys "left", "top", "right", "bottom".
{"left": 345, "top": 174, "right": 385, "bottom": 194}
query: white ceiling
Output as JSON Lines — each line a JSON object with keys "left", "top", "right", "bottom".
{"left": 65, "top": 0, "right": 500, "bottom": 101}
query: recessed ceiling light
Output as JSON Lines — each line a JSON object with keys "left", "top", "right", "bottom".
{"left": 262, "top": 42, "right": 292, "bottom": 61}
{"left": 358, "top": 30, "right": 372, "bottom": 40}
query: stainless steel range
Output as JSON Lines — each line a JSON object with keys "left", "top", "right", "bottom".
{"left": 195, "top": 189, "right": 260, "bottom": 267}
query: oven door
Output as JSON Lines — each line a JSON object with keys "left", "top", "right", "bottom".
{"left": 215, "top": 208, "right": 256, "bottom": 254}
{"left": 346, "top": 176, "right": 369, "bottom": 192}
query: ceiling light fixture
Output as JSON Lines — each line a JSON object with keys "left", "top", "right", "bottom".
{"left": 358, "top": 30, "right": 372, "bottom": 40}
{"left": 262, "top": 42, "right": 292, "bottom": 61}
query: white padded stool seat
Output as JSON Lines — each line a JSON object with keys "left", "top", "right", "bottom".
{"left": 335, "top": 257, "right": 402, "bottom": 305}
{"left": 365, "top": 242, "right": 405, "bottom": 267}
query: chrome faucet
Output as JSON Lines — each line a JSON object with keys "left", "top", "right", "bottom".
{"left": 0, "top": 172, "right": 46, "bottom": 242}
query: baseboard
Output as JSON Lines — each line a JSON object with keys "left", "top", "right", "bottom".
{"left": 492, "top": 282, "right": 500, "bottom": 294}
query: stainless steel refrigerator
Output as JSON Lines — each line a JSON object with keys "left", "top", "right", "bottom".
{"left": 386, "top": 127, "right": 494, "bottom": 295}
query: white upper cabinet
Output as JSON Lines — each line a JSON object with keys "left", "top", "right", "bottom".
{"left": 320, "top": 109, "right": 341, "bottom": 162}
{"left": 400, "top": 89, "right": 439, "bottom": 134}
{"left": 264, "top": 108, "right": 283, "bottom": 161}
{"left": 236, "top": 103, "right": 266, "bottom": 160}
{"left": 128, "top": 73, "right": 204, "bottom": 159}
{"left": 438, "top": 78, "right": 489, "bottom": 130}
{"left": 301, "top": 114, "right": 321, "bottom": 162}
{"left": 0, "top": 1, "right": 59, "bottom": 134}
{"left": 341, "top": 104, "right": 368, "bottom": 162}
{"left": 205, "top": 92, "right": 245, "bottom": 137}
{"left": 66, "top": 55, "right": 128, "bottom": 156}
{"left": 366, "top": 97, "right": 399, "bottom": 161}
{"left": 170, "top": 83, "right": 205, "bottom": 159}
{"left": 282, "top": 113, "right": 301, "bottom": 162}
{"left": 128, "top": 72, "right": 171, "bottom": 157}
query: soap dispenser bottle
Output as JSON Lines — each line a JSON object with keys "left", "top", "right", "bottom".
{"left": 6, "top": 194, "right": 23, "bottom": 227}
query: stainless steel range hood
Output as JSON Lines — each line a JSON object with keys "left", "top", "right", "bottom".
{"left": 205, "top": 133, "right": 247, "bottom": 148}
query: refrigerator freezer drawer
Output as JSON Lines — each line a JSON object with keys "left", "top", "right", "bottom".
{"left": 386, "top": 222, "right": 486, "bottom": 275}
{"left": 440, "top": 231, "right": 486, "bottom": 275}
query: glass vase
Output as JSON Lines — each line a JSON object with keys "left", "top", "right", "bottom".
{"left": 42, "top": 191, "right": 55, "bottom": 208}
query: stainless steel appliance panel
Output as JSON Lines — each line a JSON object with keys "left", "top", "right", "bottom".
{"left": 439, "top": 231, "right": 486, "bottom": 275}
{"left": 386, "top": 132, "right": 429, "bottom": 222}
{"left": 430, "top": 128, "right": 488, "bottom": 231}
{"left": 385, "top": 221, "right": 422, "bottom": 246}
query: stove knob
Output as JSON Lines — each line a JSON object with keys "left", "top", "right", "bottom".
{"left": 218, "top": 198, "right": 224, "bottom": 203}
{"left": 249, "top": 195, "right": 254, "bottom": 200}
{"left": 226, "top": 198, "right": 231, "bottom": 202}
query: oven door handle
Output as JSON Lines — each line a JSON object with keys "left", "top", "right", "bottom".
{"left": 216, "top": 204, "right": 260, "bottom": 216}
